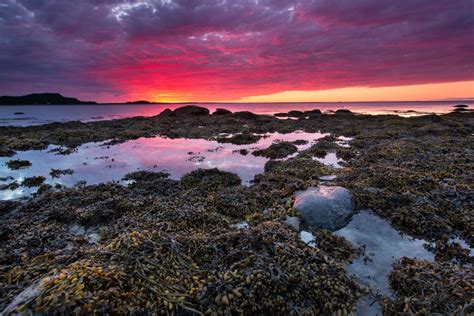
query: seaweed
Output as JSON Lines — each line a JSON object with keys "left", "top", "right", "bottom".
{"left": 5, "top": 159, "right": 31, "bottom": 170}
{"left": 21, "top": 176, "right": 45, "bottom": 187}
{"left": 382, "top": 257, "right": 473, "bottom": 315}
{"left": 252, "top": 141, "right": 298, "bottom": 159}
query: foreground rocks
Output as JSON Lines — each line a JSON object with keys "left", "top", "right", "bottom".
{"left": 0, "top": 168, "right": 361, "bottom": 315}
{"left": 172, "top": 105, "right": 210, "bottom": 116}
{"left": 0, "top": 107, "right": 473, "bottom": 314}
{"left": 294, "top": 186, "right": 356, "bottom": 231}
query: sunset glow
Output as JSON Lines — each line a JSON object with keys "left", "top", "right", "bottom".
{"left": 1, "top": 1, "right": 473, "bottom": 103}
{"left": 239, "top": 81, "right": 474, "bottom": 103}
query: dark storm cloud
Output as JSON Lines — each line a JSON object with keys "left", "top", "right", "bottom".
{"left": 0, "top": 0, "right": 473, "bottom": 101}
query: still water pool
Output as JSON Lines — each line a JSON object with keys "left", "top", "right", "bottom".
{"left": 0, "top": 131, "right": 330, "bottom": 200}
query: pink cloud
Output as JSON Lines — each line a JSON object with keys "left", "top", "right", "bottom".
{"left": 0, "top": 0, "right": 473, "bottom": 102}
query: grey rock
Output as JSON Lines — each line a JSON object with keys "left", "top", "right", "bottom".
{"left": 70, "top": 224, "right": 102, "bottom": 244}
{"left": 364, "top": 187, "right": 381, "bottom": 194}
{"left": 231, "top": 221, "right": 249, "bottom": 229}
{"left": 293, "top": 186, "right": 355, "bottom": 231}
{"left": 319, "top": 175, "right": 337, "bottom": 181}
{"left": 2, "top": 279, "right": 44, "bottom": 314}
{"left": 300, "top": 231, "right": 317, "bottom": 248}
{"left": 283, "top": 216, "right": 300, "bottom": 231}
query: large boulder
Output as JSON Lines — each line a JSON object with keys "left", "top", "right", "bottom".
{"left": 232, "top": 111, "right": 259, "bottom": 119}
{"left": 173, "top": 105, "right": 209, "bottom": 116}
{"left": 293, "top": 186, "right": 355, "bottom": 231}
{"left": 335, "top": 109, "right": 353, "bottom": 115}
{"left": 304, "top": 109, "right": 322, "bottom": 117}
{"left": 158, "top": 108, "right": 173, "bottom": 117}
{"left": 213, "top": 108, "right": 232, "bottom": 115}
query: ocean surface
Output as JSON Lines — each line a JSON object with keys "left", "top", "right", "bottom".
{"left": 0, "top": 101, "right": 472, "bottom": 126}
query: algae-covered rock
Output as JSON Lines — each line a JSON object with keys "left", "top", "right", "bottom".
{"left": 294, "top": 186, "right": 355, "bottom": 231}
{"left": 253, "top": 141, "right": 298, "bottom": 159}
{"left": 6, "top": 159, "right": 31, "bottom": 170}
{"left": 180, "top": 168, "right": 241, "bottom": 189}
{"left": 173, "top": 105, "right": 209, "bottom": 116}
{"left": 22, "top": 176, "right": 46, "bottom": 187}
{"left": 213, "top": 108, "right": 232, "bottom": 115}
{"left": 283, "top": 216, "right": 300, "bottom": 231}
{"left": 217, "top": 133, "right": 261, "bottom": 145}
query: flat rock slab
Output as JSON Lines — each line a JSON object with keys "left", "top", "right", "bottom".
{"left": 293, "top": 186, "right": 355, "bottom": 231}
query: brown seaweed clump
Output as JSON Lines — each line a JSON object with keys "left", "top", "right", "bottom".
{"left": 49, "top": 168, "right": 74, "bottom": 178}
{"left": 382, "top": 257, "right": 473, "bottom": 315}
{"left": 252, "top": 141, "right": 298, "bottom": 159}
{"left": 216, "top": 132, "right": 262, "bottom": 145}
{"left": 5, "top": 159, "right": 31, "bottom": 170}
{"left": 427, "top": 238, "right": 473, "bottom": 264}
{"left": 13, "top": 223, "right": 361, "bottom": 315}
{"left": 21, "top": 176, "right": 46, "bottom": 187}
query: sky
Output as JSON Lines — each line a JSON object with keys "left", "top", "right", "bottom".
{"left": 0, "top": 0, "right": 473, "bottom": 103}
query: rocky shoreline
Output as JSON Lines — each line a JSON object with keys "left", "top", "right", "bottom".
{"left": 0, "top": 106, "right": 473, "bottom": 314}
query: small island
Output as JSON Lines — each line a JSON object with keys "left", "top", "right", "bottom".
{"left": 0, "top": 93, "right": 97, "bottom": 105}
{"left": 125, "top": 100, "right": 153, "bottom": 104}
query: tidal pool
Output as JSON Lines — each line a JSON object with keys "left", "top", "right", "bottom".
{"left": 335, "top": 210, "right": 434, "bottom": 296}
{"left": 313, "top": 152, "right": 344, "bottom": 168}
{"left": 0, "top": 131, "right": 328, "bottom": 200}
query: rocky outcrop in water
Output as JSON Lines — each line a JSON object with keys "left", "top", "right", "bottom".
{"left": 212, "top": 108, "right": 232, "bottom": 115}
{"left": 335, "top": 109, "right": 353, "bottom": 115}
{"left": 173, "top": 105, "right": 210, "bottom": 116}
{"left": 294, "top": 186, "right": 356, "bottom": 231}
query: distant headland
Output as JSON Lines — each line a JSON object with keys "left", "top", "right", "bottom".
{"left": 0, "top": 93, "right": 97, "bottom": 105}
{"left": 125, "top": 100, "right": 153, "bottom": 104}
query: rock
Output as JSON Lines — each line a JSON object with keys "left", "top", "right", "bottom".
{"left": 287, "top": 110, "right": 305, "bottom": 118}
{"left": 13, "top": 112, "right": 25, "bottom": 115}
{"left": 2, "top": 279, "right": 44, "bottom": 314}
{"left": 21, "top": 176, "right": 45, "bottom": 187}
{"left": 217, "top": 133, "right": 261, "bottom": 145}
{"left": 364, "top": 187, "right": 382, "bottom": 194}
{"left": 158, "top": 108, "right": 173, "bottom": 117}
{"left": 293, "top": 186, "right": 355, "bottom": 231}
{"left": 232, "top": 111, "right": 259, "bottom": 119}
{"left": 274, "top": 110, "right": 306, "bottom": 118}
{"left": 213, "top": 108, "right": 232, "bottom": 115}
{"left": 335, "top": 109, "right": 353, "bottom": 115}
{"left": 283, "top": 216, "right": 300, "bottom": 231}
{"left": 453, "top": 104, "right": 468, "bottom": 108}
{"left": 231, "top": 221, "right": 249, "bottom": 229}
{"left": 252, "top": 141, "right": 298, "bottom": 159}
{"left": 291, "top": 139, "right": 308, "bottom": 145}
{"left": 452, "top": 108, "right": 472, "bottom": 113}
{"left": 5, "top": 159, "right": 31, "bottom": 170}
{"left": 319, "top": 175, "right": 337, "bottom": 181}
{"left": 70, "top": 224, "right": 102, "bottom": 244}
{"left": 300, "top": 231, "right": 317, "bottom": 247}
{"left": 173, "top": 105, "right": 209, "bottom": 116}
{"left": 304, "top": 109, "right": 322, "bottom": 116}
